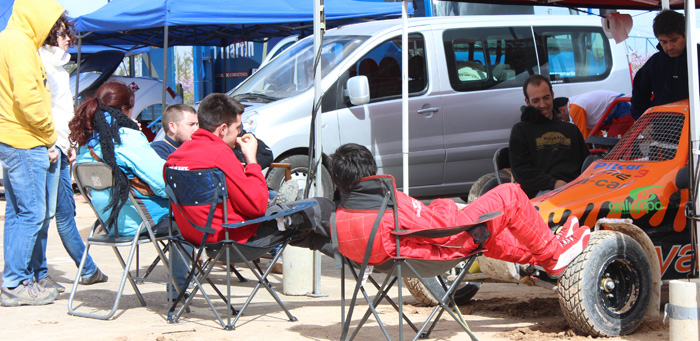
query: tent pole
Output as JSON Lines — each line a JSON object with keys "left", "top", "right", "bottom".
{"left": 162, "top": 26, "right": 169, "bottom": 113}
{"left": 311, "top": 0, "right": 326, "bottom": 297}
{"left": 284, "top": 0, "right": 325, "bottom": 298}
{"left": 401, "top": 0, "right": 409, "bottom": 195}
{"left": 686, "top": 0, "right": 700, "bottom": 278}
{"left": 223, "top": 46, "right": 228, "bottom": 92}
{"left": 74, "top": 35, "right": 82, "bottom": 107}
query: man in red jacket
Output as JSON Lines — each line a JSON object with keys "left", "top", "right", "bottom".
{"left": 165, "top": 94, "right": 332, "bottom": 253}
{"left": 330, "top": 143, "right": 590, "bottom": 276}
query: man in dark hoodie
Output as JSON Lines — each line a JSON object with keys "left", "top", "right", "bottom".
{"left": 631, "top": 10, "right": 698, "bottom": 120}
{"left": 509, "top": 75, "right": 589, "bottom": 198}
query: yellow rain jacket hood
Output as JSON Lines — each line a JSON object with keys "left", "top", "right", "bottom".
{"left": 0, "top": 0, "right": 64, "bottom": 148}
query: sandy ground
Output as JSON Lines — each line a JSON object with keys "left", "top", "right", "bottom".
{"left": 0, "top": 194, "right": 669, "bottom": 340}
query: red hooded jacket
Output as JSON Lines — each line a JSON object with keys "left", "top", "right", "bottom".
{"left": 164, "top": 129, "right": 268, "bottom": 244}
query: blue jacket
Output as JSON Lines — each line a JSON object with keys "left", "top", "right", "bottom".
{"left": 150, "top": 135, "right": 180, "bottom": 160}
{"left": 76, "top": 119, "right": 168, "bottom": 237}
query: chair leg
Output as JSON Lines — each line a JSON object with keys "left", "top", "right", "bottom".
{"left": 397, "top": 260, "right": 404, "bottom": 341}
{"left": 68, "top": 239, "right": 93, "bottom": 316}
{"left": 229, "top": 243, "right": 297, "bottom": 330}
{"left": 406, "top": 257, "right": 480, "bottom": 341}
{"left": 68, "top": 235, "right": 147, "bottom": 320}
{"left": 139, "top": 241, "right": 170, "bottom": 282}
{"left": 112, "top": 245, "right": 147, "bottom": 307}
{"left": 349, "top": 274, "right": 398, "bottom": 341}
{"left": 169, "top": 243, "right": 232, "bottom": 328}
{"left": 342, "top": 261, "right": 420, "bottom": 341}
{"left": 340, "top": 258, "right": 346, "bottom": 334}
{"left": 231, "top": 264, "right": 247, "bottom": 282}
{"left": 344, "top": 263, "right": 396, "bottom": 341}
{"left": 365, "top": 275, "right": 419, "bottom": 332}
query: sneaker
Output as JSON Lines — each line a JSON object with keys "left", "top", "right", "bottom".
{"left": 274, "top": 181, "right": 299, "bottom": 204}
{"left": 37, "top": 276, "right": 65, "bottom": 293}
{"left": 1, "top": 280, "right": 59, "bottom": 307}
{"left": 554, "top": 215, "right": 579, "bottom": 238}
{"left": 80, "top": 269, "right": 108, "bottom": 285}
{"left": 546, "top": 225, "right": 591, "bottom": 276}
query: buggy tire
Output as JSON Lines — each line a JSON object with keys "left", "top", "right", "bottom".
{"left": 404, "top": 277, "right": 480, "bottom": 306}
{"left": 466, "top": 169, "right": 513, "bottom": 203}
{"left": 558, "top": 231, "right": 652, "bottom": 337}
{"left": 266, "top": 154, "right": 334, "bottom": 200}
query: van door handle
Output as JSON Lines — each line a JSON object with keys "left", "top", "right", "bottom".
{"left": 416, "top": 107, "right": 439, "bottom": 116}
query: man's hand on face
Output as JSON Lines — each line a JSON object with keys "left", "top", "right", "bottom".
{"left": 236, "top": 133, "right": 258, "bottom": 165}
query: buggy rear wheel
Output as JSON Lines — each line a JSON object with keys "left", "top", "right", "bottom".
{"left": 466, "top": 169, "right": 513, "bottom": 203}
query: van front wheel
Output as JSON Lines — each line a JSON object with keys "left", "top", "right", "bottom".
{"left": 267, "top": 154, "right": 334, "bottom": 200}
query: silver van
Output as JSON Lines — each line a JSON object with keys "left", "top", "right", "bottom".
{"left": 230, "top": 15, "right": 632, "bottom": 198}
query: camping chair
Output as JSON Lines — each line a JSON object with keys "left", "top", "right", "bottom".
{"left": 492, "top": 146, "right": 512, "bottom": 185}
{"left": 68, "top": 162, "right": 176, "bottom": 320}
{"left": 163, "top": 167, "right": 318, "bottom": 330}
{"left": 332, "top": 175, "right": 498, "bottom": 340}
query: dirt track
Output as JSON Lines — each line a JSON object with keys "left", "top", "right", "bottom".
{"left": 0, "top": 195, "right": 669, "bottom": 340}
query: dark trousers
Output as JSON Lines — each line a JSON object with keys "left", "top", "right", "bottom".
{"left": 247, "top": 197, "right": 334, "bottom": 256}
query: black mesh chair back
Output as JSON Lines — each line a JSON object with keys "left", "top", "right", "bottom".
{"left": 164, "top": 167, "right": 317, "bottom": 330}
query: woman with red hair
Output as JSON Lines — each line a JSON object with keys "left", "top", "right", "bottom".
{"left": 70, "top": 81, "right": 189, "bottom": 294}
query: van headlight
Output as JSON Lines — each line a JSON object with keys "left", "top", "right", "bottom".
{"left": 241, "top": 110, "right": 258, "bottom": 133}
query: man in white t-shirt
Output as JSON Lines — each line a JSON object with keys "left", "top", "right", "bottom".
{"left": 554, "top": 90, "right": 633, "bottom": 138}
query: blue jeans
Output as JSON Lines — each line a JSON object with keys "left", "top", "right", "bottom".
{"left": 0, "top": 143, "right": 50, "bottom": 288}
{"left": 31, "top": 151, "right": 99, "bottom": 281}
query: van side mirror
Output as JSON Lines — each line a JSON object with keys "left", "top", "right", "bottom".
{"left": 345, "top": 76, "right": 370, "bottom": 106}
{"left": 676, "top": 166, "right": 689, "bottom": 190}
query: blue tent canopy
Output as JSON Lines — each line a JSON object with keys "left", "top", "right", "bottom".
{"left": 74, "top": 0, "right": 410, "bottom": 49}
{"left": 0, "top": 0, "right": 13, "bottom": 31}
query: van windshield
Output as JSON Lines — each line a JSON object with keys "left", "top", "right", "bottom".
{"left": 230, "top": 35, "right": 368, "bottom": 101}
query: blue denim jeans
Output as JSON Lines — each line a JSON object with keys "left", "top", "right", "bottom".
{"left": 0, "top": 143, "right": 50, "bottom": 288}
{"left": 31, "top": 151, "right": 99, "bottom": 280}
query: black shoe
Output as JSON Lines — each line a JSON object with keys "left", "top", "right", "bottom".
{"left": 37, "top": 276, "right": 65, "bottom": 293}
{"left": 80, "top": 269, "right": 108, "bottom": 285}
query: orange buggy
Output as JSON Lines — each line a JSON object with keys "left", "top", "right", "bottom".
{"left": 408, "top": 100, "right": 693, "bottom": 337}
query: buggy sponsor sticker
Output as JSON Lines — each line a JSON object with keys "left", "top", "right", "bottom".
{"left": 608, "top": 186, "right": 663, "bottom": 214}
{"left": 593, "top": 162, "right": 643, "bottom": 171}
{"left": 578, "top": 178, "right": 628, "bottom": 189}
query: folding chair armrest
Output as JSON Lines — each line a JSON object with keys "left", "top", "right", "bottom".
{"left": 391, "top": 223, "right": 488, "bottom": 239}
{"left": 221, "top": 200, "right": 318, "bottom": 229}
{"left": 391, "top": 210, "right": 502, "bottom": 239}
{"left": 269, "top": 163, "right": 292, "bottom": 181}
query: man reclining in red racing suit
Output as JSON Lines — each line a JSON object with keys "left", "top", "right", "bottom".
{"left": 329, "top": 143, "right": 591, "bottom": 276}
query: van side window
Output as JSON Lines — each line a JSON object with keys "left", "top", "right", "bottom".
{"left": 534, "top": 27, "right": 612, "bottom": 83}
{"left": 352, "top": 33, "right": 426, "bottom": 101}
{"left": 443, "top": 27, "right": 536, "bottom": 92}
